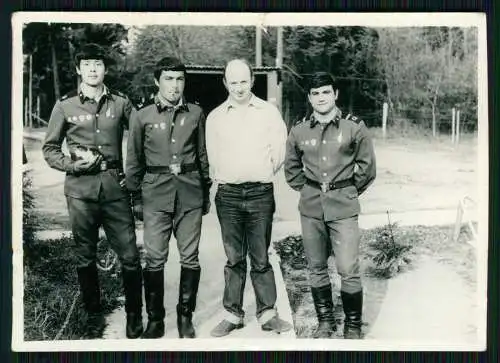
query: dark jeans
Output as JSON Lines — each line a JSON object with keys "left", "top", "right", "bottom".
{"left": 66, "top": 196, "right": 140, "bottom": 270}
{"left": 215, "top": 182, "right": 277, "bottom": 321}
{"left": 300, "top": 215, "right": 362, "bottom": 293}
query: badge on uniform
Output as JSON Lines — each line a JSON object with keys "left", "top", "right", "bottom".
{"left": 179, "top": 117, "right": 185, "bottom": 126}
{"left": 305, "top": 140, "right": 310, "bottom": 145}
{"left": 78, "top": 115, "right": 85, "bottom": 122}
{"left": 160, "top": 122, "right": 166, "bottom": 130}
{"left": 86, "top": 114, "right": 92, "bottom": 121}
{"left": 154, "top": 124, "right": 159, "bottom": 129}
{"left": 311, "top": 139, "right": 317, "bottom": 146}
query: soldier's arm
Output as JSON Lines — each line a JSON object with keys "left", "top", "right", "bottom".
{"left": 205, "top": 112, "right": 218, "bottom": 181}
{"left": 196, "top": 111, "right": 212, "bottom": 188}
{"left": 42, "top": 101, "right": 73, "bottom": 173}
{"left": 125, "top": 109, "right": 145, "bottom": 193}
{"left": 268, "top": 105, "right": 288, "bottom": 174}
{"left": 284, "top": 128, "right": 306, "bottom": 191}
{"left": 353, "top": 121, "right": 376, "bottom": 195}
{"left": 121, "top": 95, "right": 135, "bottom": 130}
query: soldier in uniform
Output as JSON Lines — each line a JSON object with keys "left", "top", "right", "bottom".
{"left": 126, "top": 57, "right": 211, "bottom": 339}
{"left": 42, "top": 44, "right": 143, "bottom": 339}
{"left": 284, "top": 72, "right": 376, "bottom": 339}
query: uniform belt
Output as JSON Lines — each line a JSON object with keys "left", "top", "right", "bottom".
{"left": 306, "top": 177, "right": 354, "bottom": 192}
{"left": 146, "top": 163, "right": 197, "bottom": 175}
{"left": 99, "top": 160, "right": 121, "bottom": 171}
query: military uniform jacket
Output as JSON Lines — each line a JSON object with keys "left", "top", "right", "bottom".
{"left": 284, "top": 109, "right": 376, "bottom": 221}
{"left": 42, "top": 88, "right": 134, "bottom": 202}
{"left": 125, "top": 95, "right": 210, "bottom": 213}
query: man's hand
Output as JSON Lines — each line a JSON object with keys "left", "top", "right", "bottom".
{"left": 202, "top": 198, "right": 211, "bottom": 215}
{"left": 71, "top": 154, "right": 102, "bottom": 176}
{"left": 131, "top": 192, "right": 143, "bottom": 221}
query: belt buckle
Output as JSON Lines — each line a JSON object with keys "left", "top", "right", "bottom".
{"left": 320, "top": 182, "right": 329, "bottom": 193}
{"left": 100, "top": 160, "right": 107, "bottom": 171}
{"left": 169, "top": 163, "right": 181, "bottom": 175}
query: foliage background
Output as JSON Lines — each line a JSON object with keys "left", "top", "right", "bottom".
{"left": 22, "top": 23, "right": 478, "bottom": 132}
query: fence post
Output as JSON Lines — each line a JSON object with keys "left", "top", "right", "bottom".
{"left": 36, "top": 95, "right": 40, "bottom": 127}
{"left": 24, "top": 97, "right": 28, "bottom": 127}
{"left": 456, "top": 110, "right": 461, "bottom": 144}
{"left": 382, "top": 102, "right": 388, "bottom": 139}
{"left": 451, "top": 107, "right": 456, "bottom": 143}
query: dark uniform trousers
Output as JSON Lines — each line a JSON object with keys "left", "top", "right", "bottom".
{"left": 142, "top": 173, "right": 202, "bottom": 271}
{"left": 65, "top": 173, "right": 139, "bottom": 270}
{"left": 214, "top": 182, "right": 277, "bottom": 320}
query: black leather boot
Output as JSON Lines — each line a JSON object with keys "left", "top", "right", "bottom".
{"left": 141, "top": 269, "right": 165, "bottom": 339}
{"left": 311, "top": 284, "right": 337, "bottom": 338}
{"left": 176, "top": 267, "right": 201, "bottom": 338}
{"left": 122, "top": 266, "right": 143, "bottom": 339}
{"left": 341, "top": 290, "right": 363, "bottom": 339}
{"left": 77, "top": 263, "right": 106, "bottom": 339}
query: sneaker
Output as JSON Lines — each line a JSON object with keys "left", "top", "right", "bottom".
{"left": 210, "top": 319, "right": 244, "bottom": 337}
{"left": 261, "top": 315, "right": 293, "bottom": 333}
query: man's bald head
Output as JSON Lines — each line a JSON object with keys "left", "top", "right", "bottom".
{"left": 223, "top": 58, "right": 255, "bottom": 105}
{"left": 223, "top": 59, "right": 254, "bottom": 81}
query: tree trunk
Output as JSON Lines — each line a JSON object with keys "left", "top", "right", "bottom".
{"left": 431, "top": 103, "right": 436, "bottom": 137}
{"left": 49, "top": 30, "right": 61, "bottom": 100}
{"left": 348, "top": 79, "right": 355, "bottom": 114}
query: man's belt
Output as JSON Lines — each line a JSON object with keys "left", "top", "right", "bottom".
{"left": 306, "top": 177, "right": 354, "bottom": 193}
{"left": 99, "top": 160, "right": 122, "bottom": 171}
{"left": 146, "top": 163, "right": 197, "bottom": 175}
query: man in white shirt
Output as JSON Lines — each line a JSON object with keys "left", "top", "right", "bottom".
{"left": 205, "top": 59, "right": 292, "bottom": 337}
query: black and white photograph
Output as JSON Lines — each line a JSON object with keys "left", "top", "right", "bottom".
{"left": 11, "top": 12, "right": 488, "bottom": 351}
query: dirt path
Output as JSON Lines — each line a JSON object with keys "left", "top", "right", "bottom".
{"left": 364, "top": 255, "right": 480, "bottom": 347}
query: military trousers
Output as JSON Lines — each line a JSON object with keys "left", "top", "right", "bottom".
{"left": 142, "top": 201, "right": 203, "bottom": 272}
{"left": 214, "top": 182, "right": 277, "bottom": 324}
{"left": 66, "top": 195, "right": 140, "bottom": 270}
{"left": 300, "top": 214, "right": 362, "bottom": 294}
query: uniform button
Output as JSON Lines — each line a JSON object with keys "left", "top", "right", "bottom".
{"left": 172, "top": 139, "right": 176, "bottom": 143}
{"left": 98, "top": 145, "right": 102, "bottom": 149}
{"left": 322, "top": 140, "right": 326, "bottom": 144}
{"left": 322, "top": 156, "right": 327, "bottom": 161}
{"left": 173, "top": 155, "right": 177, "bottom": 159}
{"left": 96, "top": 129, "right": 100, "bottom": 133}
{"left": 323, "top": 172, "right": 327, "bottom": 177}
{"left": 96, "top": 114, "right": 99, "bottom": 118}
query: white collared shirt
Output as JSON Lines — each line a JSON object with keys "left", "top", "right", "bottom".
{"left": 205, "top": 94, "right": 288, "bottom": 184}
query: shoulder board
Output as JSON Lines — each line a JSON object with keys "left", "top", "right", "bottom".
{"left": 59, "top": 90, "right": 78, "bottom": 102}
{"left": 109, "top": 89, "right": 128, "bottom": 99}
{"left": 135, "top": 98, "right": 155, "bottom": 111}
{"left": 294, "top": 116, "right": 307, "bottom": 126}
{"left": 345, "top": 114, "right": 363, "bottom": 124}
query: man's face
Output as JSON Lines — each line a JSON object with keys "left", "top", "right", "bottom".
{"left": 308, "top": 85, "right": 338, "bottom": 115}
{"left": 155, "top": 70, "right": 185, "bottom": 104}
{"left": 223, "top": 62, "right": 254, "bottom": 104}
{"left": 76, "top": 59, "right": 106, "bottom": 87}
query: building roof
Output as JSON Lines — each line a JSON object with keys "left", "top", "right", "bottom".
{"left": 185, "top": 64, "right": 281, "bottom": 74}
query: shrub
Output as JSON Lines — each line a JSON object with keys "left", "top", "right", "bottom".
{"left": 23, "top": 170, "right": 40, "bottom": 245}
{"left": 365, "top": 215, "right": 414, "bottom": 279}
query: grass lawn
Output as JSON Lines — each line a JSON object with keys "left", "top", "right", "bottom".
{"left": 273, "top": 222, "right": 476, "bottom": 339}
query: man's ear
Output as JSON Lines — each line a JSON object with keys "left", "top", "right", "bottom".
{"left": 154, "top": 78, "right": 159, "bottom": 88}
{"left": 333, "top": 89, "right": 339, "bottom": 100}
